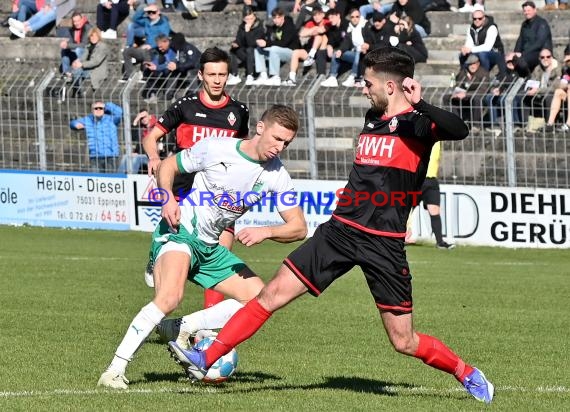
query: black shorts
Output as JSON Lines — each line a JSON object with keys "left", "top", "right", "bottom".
{"left": 419, "top": 177, "right": 440, "bottom": 208}
{"left": 284, "top": 218, "right": 413, "bottom": 314}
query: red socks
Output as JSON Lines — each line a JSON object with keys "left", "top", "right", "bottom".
{"left": 203, "top": 289, "right": 225, "bottom": 308}
{"left": 204, "top": 298, "right": 272, "bottom": 367}
{"left": 414, "top": 333, "right": 474, "bottom": 383}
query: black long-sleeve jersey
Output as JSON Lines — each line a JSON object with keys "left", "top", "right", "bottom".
{"left": 333, "top": 100, "right": 469, "bottom": 237}
{"left": 155, "top": 91, "right": 250, "bottom": 198}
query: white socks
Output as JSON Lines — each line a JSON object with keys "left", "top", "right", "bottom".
{"left": 109, "top": 302, "right": 165, "bottom": 374}
{"left": 177, "top": 299, "right": 244, "bottom": 346}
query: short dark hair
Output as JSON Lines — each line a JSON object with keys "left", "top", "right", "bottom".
{"left": 363, "top": 47, "right": 415, "bottom": 81}
{"left": 326, "top": 8, "right": 341, "bottom": 18}
{"left": 311, "top": 6, "right": 324, "bottom": 15}
{"left": 199, "top": 47, "right": 230, "bottom": 72}
{"left": 271, "top": 7, "right": 285, "bottom": 17}
{"left": 521, "top": 1, "right": 536, "bottom": 8}
{"left": 242, "top": 5, "right": 255, "bottom": 17}
{"left": 260, "top": 105, "right": 299, "bottom": 134}
{"left": 371, "top": 11, "right": 385, "bottom": 22}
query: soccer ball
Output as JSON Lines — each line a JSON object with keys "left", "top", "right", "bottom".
{"left": 194, "top": 336, "right": 238, "bottom": 384}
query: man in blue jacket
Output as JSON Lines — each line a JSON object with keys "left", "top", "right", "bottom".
{"left": 70, "top": 101, "right": 123, "bottom": 173}
{"left": 121, "top": 3, "right": 172, "bottom": 82}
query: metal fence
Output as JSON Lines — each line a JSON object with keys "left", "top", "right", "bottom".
{"left": 0, "top": 59, "right": 568, "bottom": 188}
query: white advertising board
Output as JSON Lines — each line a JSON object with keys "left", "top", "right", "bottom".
{"left": 0, "top": 170, "right": 130, "bottom": 230}
{"left": 411, "top": 185, "right": 569, "bottom": 249}
{"left": 125, "top": 177, "right": 570, "bottom": 248}
{"left": 3, "top": 171, "right": 567, "bottom": 248}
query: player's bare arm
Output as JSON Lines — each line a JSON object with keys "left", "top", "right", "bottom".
{"left": 234, "top": 206, "right": 307, "bottom": 246}
{"left": 156, "top": 155, "right": 180, "bottom": 230}
{"left": 143, "top": 126, "right": 167, "bottom": 176}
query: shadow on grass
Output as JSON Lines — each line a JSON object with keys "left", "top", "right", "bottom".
{"left": 140, "top": 370, "right": 283, "bottom": 386}
{"left": 228, "top": 375, "right": 410, "bottom": 397}
{"left": 137, "top": 372, "right": 463, "bottom": 401}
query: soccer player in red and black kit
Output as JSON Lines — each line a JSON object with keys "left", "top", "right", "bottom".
{"left": 143, "top": 47, "right": 249, "bottom": 311}
{"left": 172, "top": 47, "right": 495, "bottom": 404}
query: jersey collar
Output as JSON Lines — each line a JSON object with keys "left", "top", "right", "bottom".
{"left": 380, "top": 105, "right": 414, "bottom": 120}
{"left": 199, "top": 91, "right": 230, "bottom": 109}
{"left": 236, "top": 140, "right": 263, "bottom": 164}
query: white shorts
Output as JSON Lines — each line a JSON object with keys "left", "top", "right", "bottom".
{"left": 155, "top": 241, "right": 191, "bottom": 261}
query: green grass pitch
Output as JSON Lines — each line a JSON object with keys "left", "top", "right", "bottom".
{"left": 0, "top": 225, "right": 568, "bottom": 410}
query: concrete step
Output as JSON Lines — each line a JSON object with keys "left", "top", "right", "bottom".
{"left": 428, "top": 9, "right": 570, "bottom": 37}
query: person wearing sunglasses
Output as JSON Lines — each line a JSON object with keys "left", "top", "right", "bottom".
{"left": 69, "top": 100, "right": 123, "bottom": 173}
{"left": 121, "top": 3, "right": 172, "bottom": 82}
{"left": 513, "top": 47, "right": 559, "bottom": 132}
{"left": 543, "top": 51, "right": 570, "bottom": 133}
{"left": 459, "top": 4, "right": 505, "bottom": 77}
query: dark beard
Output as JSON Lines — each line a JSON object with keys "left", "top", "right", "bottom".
{"left": 370, "top": 95, "right": 388, "bottom": 114}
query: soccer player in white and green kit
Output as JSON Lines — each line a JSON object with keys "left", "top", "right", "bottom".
{"left": 98, "top": 105, "right": 307, "bottom": 389}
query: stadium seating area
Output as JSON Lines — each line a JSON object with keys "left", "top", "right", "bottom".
{"left": 0, "top": 0, "right": 568, "bottom": 188}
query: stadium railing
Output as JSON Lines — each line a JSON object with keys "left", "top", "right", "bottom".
{"left": 0, "top": 60, "right": 568, "bottom": 189}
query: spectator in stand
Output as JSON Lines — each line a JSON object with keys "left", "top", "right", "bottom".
{"left": 8, "top": 0, "right": 56, "bottom": 38}
{"left": 358, "top": 12, "right": 393, "bottom": 84}
{"left": 70, "top": 27, "right": 110, "bottom": 97}
{"left": 97, "top": 0, "right": 130, "bottom": 40}
{"left": 543, "top": 49, "right": 570, "bottom": 132}
{"left": 457, "top": 0, "right": 484, "bottom": 13}
{"left": 388, "top": 0, "right": 430, "bottom": 38}
{"left": 60, "top": 11, "right": 92, "bottom": 81}
{"left": 544, "top": 0, "right": 568, "bottom": 11}
{"left": 170, "top": 32, "right": 201, "bottom": 76}
{"left": 283, "top": 6, "right": 328, "bottom": 86}
{"left": 292, "top": 0, "right": 336, "bottom": 30}
{"left": 445, "top": 53, "right": 489, "bottom": 128}
{"left": 121, "top": 3, "right": 172, "bottom": 82}
{"left": 1, "top": 0, "right": 20, "bottom": 27}
{"left": 459, "top": 5, "right": 505, "bottom": 77}
{"left": 359, "top": 0, "right": 383, "bottom": 21}
{"left": 312, "top": 8, "right": 346, "bottom": 81}
{"left": 125, "top": 0, "right": 154, "bottom": 48}
{"left": 227, "top": 6, "right": 266, "bottom": 86}
{"left": 362, "top": 11, "right": 392, "bottom": 51}
{"left": 141, "top": 34, "right": 178, "bottom": 103}
{"left": 482, "top": 55, "right": 527, "bottom": 134}
{"left": 253, "top": 8, "right": 300, "bottom": 86}
{"left": 321, "top": 8, "right": 366, "bottom": 87}
{"left": 118, "top": 109, "right": 158, "bottom": 174}
{"left": 514, "top": 48, "right": 559, "bottom": 130}
{"left": 70, "top": 100, "right": 122, "bottom": 173}
{"left": 389, "top": 15, "right": 428, "bottom": 63}
{"left": 506, "top": 1, "right": 552, "bottom": 74}
{"left": 9, "top": 0, "right": 46, "bottom": 24}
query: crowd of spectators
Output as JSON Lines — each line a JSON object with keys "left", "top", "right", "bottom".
{"left": 2, "top": 0, "right": 570, "bottom": 174}
{"left": 447, "top": 1, "right": 569, "bottom": 135}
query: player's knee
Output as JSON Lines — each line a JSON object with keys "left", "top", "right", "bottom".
{"left": 390, "top": 335, "right": 416, "bottom": 355}
{"left": 256, "top": 287, "right": 281, "bottom": 312}
{"left": 153, "top": 292, "right": 183, "bottom": 314}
